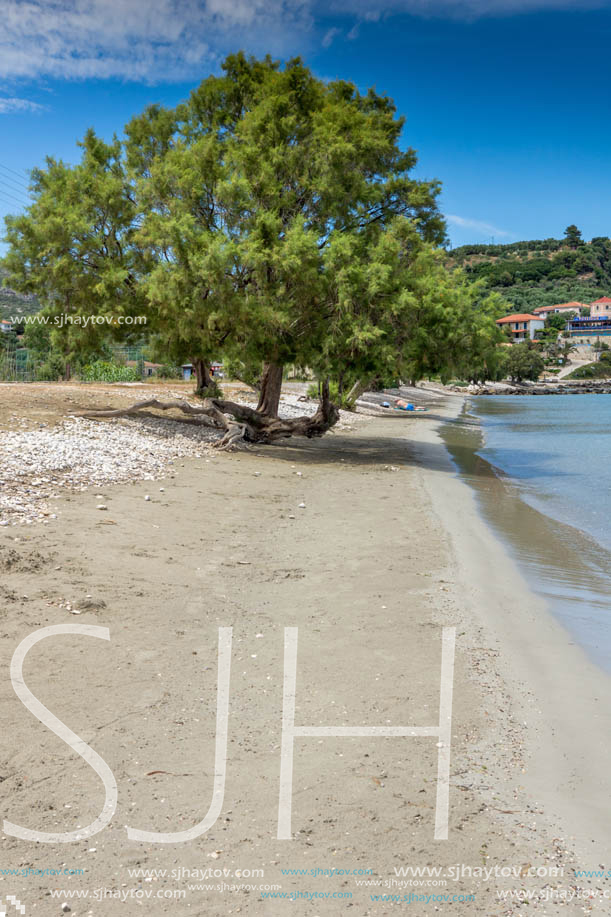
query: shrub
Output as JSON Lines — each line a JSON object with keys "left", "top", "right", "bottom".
{"left": 36, "top": 353, "right": 67, "bottom": 381}
{"left": 566, "top": 361, "right": 611, "bottom": 379}
{"left": 156, "top": 364, "right": 182, "bottom": 379}
{"left": 504, "top": 343, "right": 545, "bottom": 382}
{"left": 306, "top": 380, "right": 356, "bottom": 410}
{"left": 80, "top": 360, "right": 141, "bottom": 382}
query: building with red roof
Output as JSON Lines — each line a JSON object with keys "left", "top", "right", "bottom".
{"left": 496, "top": 313, "right": 545, "bottom": 341}
{"left": 591, "top": 297, "right": 611, "bottom": 319}
{"left": 533, "top": 302, "right": 587, "bottom": 317}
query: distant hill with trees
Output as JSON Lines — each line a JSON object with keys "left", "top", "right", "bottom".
{"left": 0, "top": 269, "right": 39, "bottom": 319}
{"left": 447, "top": 225, "right": 611, "bottom": 313}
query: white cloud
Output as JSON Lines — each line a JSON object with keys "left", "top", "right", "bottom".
{"left": 0, "top": 96, "right": 44, "bottom": 114}
{"left": 322, "top": 25, "right": 341, "bottom": 46}
{"left": 446, "top": 213, "right": 514, "bottom": 238}
{"left": 0, "top": 0, "right": 606, "bottom": 85}
{"left": 0, "top": 0, "right": 313, "bottom": 83}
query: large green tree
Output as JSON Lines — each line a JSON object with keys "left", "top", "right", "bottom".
{"left": 126, "top": 53, "right": 447, "bottom": 412}
{"left": 3, "top": 53, "right": 507, "bottom": 444}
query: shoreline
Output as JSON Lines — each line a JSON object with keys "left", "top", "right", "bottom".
{"left": 416, "top": 395, "right": 611, "bottom": 871}
{"left": 441, "top": 399, "right": 611, "bottom": 673}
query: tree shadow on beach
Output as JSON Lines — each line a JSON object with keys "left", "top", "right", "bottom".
{"left": 93, "top": 406, "right": 464, "bottom": 473}
{"left": 258, "top": 412, "right": 458, "bottom": 471}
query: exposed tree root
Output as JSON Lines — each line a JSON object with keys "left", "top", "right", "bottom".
{"left": 78, "top": 397, "right": 226, "bottom": 426}
{"left": 78, "top": 393, "right": 340, "bottom": 450}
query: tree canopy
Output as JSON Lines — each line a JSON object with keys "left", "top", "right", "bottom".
{"left": 2, "top": 52, "right": 506, "bottom": 442}
{"left": 504, "top": 342, "right": 545, "bottom": 383}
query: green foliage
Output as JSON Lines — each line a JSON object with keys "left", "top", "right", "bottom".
{"left": 307, "top": 380, "right": 356, "bottom": 410}
{"left": 1, "top": 131, "right": 147, "bottom": 367}
{"left": 0, "top": 269, "right": 39, "bottom": 320}
{"left": 1, "top": 328, "right": 18, "bottom": 355}
{"left": 22, "top": 320, "right": 51, "bottom": 357}
{"left": 80, "top": 360, "right": 141, "bottom": 382}
{"left": 534, "top": 324, "right": 576, "bottom": 366}
{"left": 567, "top": 351, "right": 611, "bottom": 378}
{"left": 564, "top": 224, "right": 583, "bottom": 249}
{"left": 155, "top": 364, "right": 182, "bottom": 379}
{"left": 448, "top": 234, "right": 611, "bottom": 314}
{"left": 0, "top": 348, "right": 31, "bottom": 381}
{"left": 545, "top": 311, "right": 576, "bottom": 331}
{"left": 503, "top": 342, "right": 545, "bottom": 382}
{"left": 193, "top": 379, "right": 223, "bottom": 399}
{"left": 222, "top": 357, "right": 262, "bottom": 389}
{"left": 2, "top": 52, "right": 510, "bottom": 404}
{"left": 35, "top": 352, "right": 68, "bottom": 381}
{"left": 128, "top": 53, "right": 449, "bottom": 382}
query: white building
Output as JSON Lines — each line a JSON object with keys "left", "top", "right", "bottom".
{"left": 496, "top": 313, "right": 545, "bottom": 341}
{"left": 533, "top": 302, "right": 586, "bottom": 319}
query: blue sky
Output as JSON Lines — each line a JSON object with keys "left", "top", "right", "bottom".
{"left": 1, "top": 0, "right": 611, "bottom": 251}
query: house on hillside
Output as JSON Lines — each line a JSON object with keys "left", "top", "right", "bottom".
{"left": 533, "top": 302, "right": 587, "bottom": 319}
{"left": 496, "top": 313, "right": 544, "bottom": 341}
{"left": 590, "top": 297, "right": 611, "bottom": 319}
{"left": 566, "top": 315, "right": 611, "bottom": 339}
{"left": 0, "top": 319, "right": 13, "bottom": 334}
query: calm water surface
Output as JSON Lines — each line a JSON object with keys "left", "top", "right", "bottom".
{"left": 471, "top": 395, "right": 611, "bottom": 552}
{"left": 442, "top": 394, "right": 611, "bottom": 671}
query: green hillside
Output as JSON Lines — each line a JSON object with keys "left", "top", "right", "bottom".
{"left": 447, "top": 227, "right": 611, "bottom": 313}
{"left": 0, "top": 270, "right": 39, "bottom": 320}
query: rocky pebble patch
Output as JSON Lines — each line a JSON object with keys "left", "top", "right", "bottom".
{"left": 0, "top": 395, "right": 363, "bottom": 527}
{"left": 0, "top": 415, "right": 219, "bottom": 526}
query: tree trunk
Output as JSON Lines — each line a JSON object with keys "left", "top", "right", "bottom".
{"left": 346, "top": 378, "right": 370, "bottom": 403}
{"left": 256, "top": 363, "right": 284, "bottom": 417}
{"left": 320, "top": 377, "right": 331, "bottom": 415}
{"left": 193, "top": 358, "right": 213, "bottom": 393}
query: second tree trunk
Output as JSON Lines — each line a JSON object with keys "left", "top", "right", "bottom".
{"left": 256, "top": 363, "right": 283, "bottom": 417}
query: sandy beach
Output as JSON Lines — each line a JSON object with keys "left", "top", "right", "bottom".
{"left": 0, "top": 387, "right": 609, "bottom": 915}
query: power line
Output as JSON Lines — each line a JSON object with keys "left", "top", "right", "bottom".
{"left": 0, "top": 162, "right": 30, "bottom": 188}
{"left": 0, "top": 170, "right": 29, "bottom": 196}
{"left": 0, "top": 183, "right": 27, "bottom": 206}
{"left": 0, "top": 174, "right": 29, "bottom": 199}
{"left": 0, "top": 189, "right": 26, "bottom": 210}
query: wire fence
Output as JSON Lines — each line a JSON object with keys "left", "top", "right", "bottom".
{"left": 0, "top": 349, "right": 36, "bottom": 381}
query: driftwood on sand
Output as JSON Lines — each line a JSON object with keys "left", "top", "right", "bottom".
{"left": 79, "top": 388, "right": 340, "bottom": 450}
